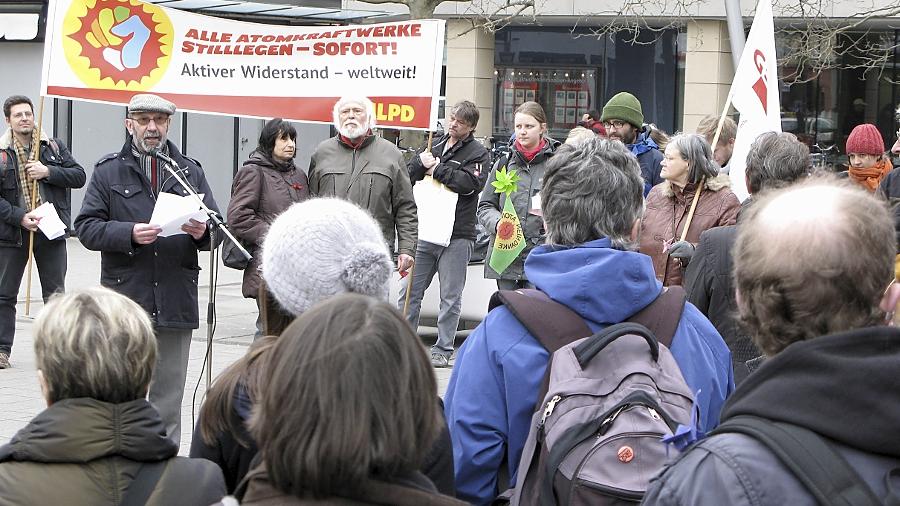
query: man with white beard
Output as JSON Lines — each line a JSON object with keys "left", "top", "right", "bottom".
{"left": 308, "top": 96, "right": 417, "bottom": 275}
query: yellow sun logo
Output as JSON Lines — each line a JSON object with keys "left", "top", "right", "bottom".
{"left": 62, "top": 0, "right": 173, "bottom": 90}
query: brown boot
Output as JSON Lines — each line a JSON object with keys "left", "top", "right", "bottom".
{"left": 0, "top": 352, "right": 10, "bottom": 369}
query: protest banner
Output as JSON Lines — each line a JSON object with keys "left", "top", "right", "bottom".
{"left": 41, "top": 0, "right": 445, "bottom": 129}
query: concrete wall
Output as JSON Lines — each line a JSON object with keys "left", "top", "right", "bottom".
{"left": 445, "top": 20, "right": 495, "bottom": 139}
{"left": 682, "top": 20, "right": 734, "bottom": 133}
{"left": 0, "top": 42, "right": 55, "bottom": 136}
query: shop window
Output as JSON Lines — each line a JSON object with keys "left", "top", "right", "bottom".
{"left": 493, "top": 67, "right": 600, "bottom": 141}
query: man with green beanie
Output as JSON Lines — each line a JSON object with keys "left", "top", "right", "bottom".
{"left": 601, "top": 91, "right": 663, "bottom": 195}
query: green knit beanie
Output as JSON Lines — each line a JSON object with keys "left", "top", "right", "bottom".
{"left": 601, "top": 92, "right": 644, "bottom": 128}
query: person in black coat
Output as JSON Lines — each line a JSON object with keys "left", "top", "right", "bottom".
{"left": 74, "top": 94, "right": 221, "bottom": 446}
{"left": 0, "top": 95, "right": 86, "bottom": 369}
{"left": 684, "top": 132, "right": 809, "bottom": 383}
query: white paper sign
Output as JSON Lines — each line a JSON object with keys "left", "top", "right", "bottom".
{"left": 32, "top": 202, "right": 67, "bottom": 240}
{"left": 413, "top": 176, "right": 457, "bottom": 247}
{"left": 150, "top": 192, "right": 208, "bottom": 237}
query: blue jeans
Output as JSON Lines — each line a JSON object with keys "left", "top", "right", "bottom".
{"left": 399, "top": 238, "right": 472, "bottom": 357}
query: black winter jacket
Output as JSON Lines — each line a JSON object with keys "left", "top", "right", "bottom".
{"left": 877, "top": 169, "right": 900, "bottom": 250}
{"left": 408, "top": 133, "right": 490, "bottom": 241}
{"left": 0, "top": 129, "right": 86, "bottom": 246}
{"left": 683, "top": 224, "right": 760, "bottom": 383}
{"left": 644, "top": 326, "right": 900, "bottom": 505}
{"left": 74, "top": 139, "right": 221, "bottom": 329}
{"left": 0, "top": 398, "right": 226, "bottom": 505}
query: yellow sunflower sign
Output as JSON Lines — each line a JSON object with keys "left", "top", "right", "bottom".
{"left": 489, "top": 166, "right": 526, "bottom": 275}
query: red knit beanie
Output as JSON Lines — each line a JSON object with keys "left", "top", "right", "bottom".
{"left": 846, "top": 124, "right": 885, "bottom": 155}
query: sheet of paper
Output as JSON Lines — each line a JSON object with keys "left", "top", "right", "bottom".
{"left": 150, "top": 192, "right": 208, "bottom": 237}
{"left": 530, "top": 192, "right": 542, "bottom": 217}
{"left": 32, "top": 202, "right": 67, "bottom": 240}
{"left": 413, "top": 176, "right": 457, "bottom": 247}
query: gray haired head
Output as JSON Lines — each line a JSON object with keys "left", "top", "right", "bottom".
{"left": 745, "top": 131, "right": 810, "bottom": 194}
{"left": 541, "top": 137, "right": 644, "bottom": 248}
{"left": 668, "top": 133, "right": 719, "bottom": 184}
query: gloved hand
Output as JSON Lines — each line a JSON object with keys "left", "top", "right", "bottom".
{"left": 668, "top": 240, "right": 695, "bottom": 264}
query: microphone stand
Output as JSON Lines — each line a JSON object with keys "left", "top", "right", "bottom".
{"left": 152, "top": 149, "right": 251, "bottom": 388}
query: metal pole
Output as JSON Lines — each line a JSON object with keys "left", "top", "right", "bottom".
{"left": 724, "top": 0, "right": 747, "bottom": 69}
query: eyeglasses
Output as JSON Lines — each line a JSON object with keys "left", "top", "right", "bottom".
{"left": 602, "top": 120, "right": 628, "bottom": 129}
{"left": 129, "top": 115, "right": 169, "bottom": 126}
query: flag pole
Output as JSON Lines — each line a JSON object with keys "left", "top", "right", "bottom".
{"left": 403, "top": 129, "right": 432, "bottom": 317}
{"left": 679, "top": 93, "right": 734, "bottom": 243}
{"left": 402, "top": 263, "right": 416, "bottom": 318}
{"left": 24, "top": 96, "right": 45, "bottom": 317}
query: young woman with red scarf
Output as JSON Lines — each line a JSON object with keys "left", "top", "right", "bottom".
{"left": 477, "top": 101, "right": 559, "bottom": 290}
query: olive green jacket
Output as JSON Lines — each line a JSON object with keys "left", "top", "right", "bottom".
{"left": 308, "top": 135, "right": 417, "bottom": 257}
{"left": 0, "top": 398, "right": 226, "bottom": 505}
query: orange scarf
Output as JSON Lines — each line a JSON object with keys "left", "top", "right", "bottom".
{"left": 849, "top": 158, "right": 893, "bottom": 192}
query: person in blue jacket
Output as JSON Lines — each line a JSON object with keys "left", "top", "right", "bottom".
{"left": 443, "top": 138, "right": 734, "bottom": 506}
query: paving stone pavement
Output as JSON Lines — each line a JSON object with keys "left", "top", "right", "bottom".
{"left": 0, "top": 238, "right": 453, "bottom": 455}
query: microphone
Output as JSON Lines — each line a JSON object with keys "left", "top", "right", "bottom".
{"left": 148, "top": 147, "right": 177, "bottom": 167}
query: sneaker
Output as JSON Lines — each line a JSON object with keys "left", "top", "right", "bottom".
{"left": 0, "top": 352, "right": 9, "bottom": 369}
{"left": 431, "top": 353, "right": 450, "bottom": 368}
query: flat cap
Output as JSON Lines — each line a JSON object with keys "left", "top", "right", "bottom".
{"left": 128, "top": 94, "right": 176, "bottom": 115}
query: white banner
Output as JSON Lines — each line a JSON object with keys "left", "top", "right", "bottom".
{"left": 41, "top": 0, "right": 445, "bottom": 129}
{"left": 727, "top": 0, "right": 781, "bottom": 201}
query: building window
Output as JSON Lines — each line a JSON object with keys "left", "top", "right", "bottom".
{"left": 493, "top": 67, "right": 600, "bottom": 140}
{"left": 778, "top": 29, "right": 900, "bottom": 170}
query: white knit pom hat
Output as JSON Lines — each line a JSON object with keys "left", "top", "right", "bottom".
{"left": 262, "top": 198, "right": 393, "bottom": 316}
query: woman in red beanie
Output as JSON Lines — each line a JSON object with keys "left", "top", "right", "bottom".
{"left": 846, "top": 123, "right": 893, "bottom": 192}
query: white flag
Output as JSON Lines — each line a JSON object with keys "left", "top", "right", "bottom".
{"left": 728, "top": 0, "right": 781, "bottom": 201}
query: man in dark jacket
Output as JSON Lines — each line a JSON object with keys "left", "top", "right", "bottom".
{"left": 401, "top": 100, "right": 490, "bottom": 367}
{"left": 75, "top": 94, "right": 221, "bottom": 446}
{"left": 600, "top": 91, "right": 663, "bottom": 195}
{"left": 644, "top": 178, "right": 900, "bottom": 505}
{"left": 0, "top": 95, "right": 85, "bottom": 369}
{"left": 684, "top": 132, "right": 809, "bottom": 383}
{"left": 308, "top": 95, "right": 417, "bottom": 275}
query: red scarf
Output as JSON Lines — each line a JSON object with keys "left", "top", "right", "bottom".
{"left": 514, "top": 138, "right": 547, "bottom": 162}
{"left": 339, "top": 130, "right": 372, "bottom": 149}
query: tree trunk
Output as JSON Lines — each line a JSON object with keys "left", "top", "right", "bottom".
{"left": 406, "top": 0, "right": 439, "bottom": 19}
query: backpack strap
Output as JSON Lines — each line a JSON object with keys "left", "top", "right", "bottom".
{"left": 119, "top": 460, "right": 167, "bottom": 506}
{"left": 711, "top": 415, "right": 882, "bottom": 506}
{"left": 626, "top": 285, "right": 685, "bottom": 348}
{"left": 488, "top": 289, "right": 592, "bottom": 353}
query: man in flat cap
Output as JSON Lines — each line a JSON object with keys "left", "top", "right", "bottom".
{"left": 0, "top": 95, "right": 85, "bottom": 369}
{"left": 75, "top": 93, "right": 221, "bottom": 446}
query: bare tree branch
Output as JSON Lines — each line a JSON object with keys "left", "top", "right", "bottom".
{"left": 451, "top": 0, "right": 538, "bottom": 36}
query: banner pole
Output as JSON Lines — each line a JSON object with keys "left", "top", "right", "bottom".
{"left": 24, "top": 96, "right": 45, "bottom": 317}
{"left": 402, "top": 263, "right": 416, "bottom": 318}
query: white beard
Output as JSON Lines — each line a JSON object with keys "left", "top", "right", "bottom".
{"left": 339, "top": 121, "right": 368, "bottom": 139}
